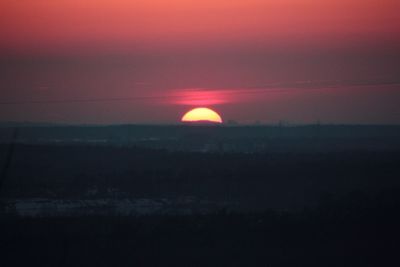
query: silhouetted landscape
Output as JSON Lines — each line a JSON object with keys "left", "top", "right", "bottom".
{"left": 1, "top": 124, "right": 399, "bottom": 266}
{"left": 2, "top": 0, "right": 399, "bottom": 265}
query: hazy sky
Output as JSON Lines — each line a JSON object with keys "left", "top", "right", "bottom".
{"left": 1, "top": 0, "right": 400, "bottom": 124}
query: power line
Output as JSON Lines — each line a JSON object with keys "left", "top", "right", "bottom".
{"left": 1, "top": 79, "right": 397, "bottom": 105}
{"left": 0, "top": 95, "right": 172, "bottom": 105}
{"left": 0, "top": 87, "right": 327, "bottom": 105}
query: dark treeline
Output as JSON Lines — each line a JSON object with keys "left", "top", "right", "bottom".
{"left": 1, "top": 188, "right": 399, "bottom": 266}
{"left": 1, "top": 125, "right": 400, "bottom": 153}
{"left": 1, "top": 125, "right": 399, "bottom": 266}
{"left": 1, "top": 144, "right": 400, "bottom": 210}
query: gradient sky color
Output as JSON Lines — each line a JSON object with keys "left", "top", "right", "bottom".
{"left": 1, "top": 0, "right": 400, "bottom": 124}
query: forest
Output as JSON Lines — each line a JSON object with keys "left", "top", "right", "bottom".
{"left": 0, "top": 125, "right": 399, "bottom": 266}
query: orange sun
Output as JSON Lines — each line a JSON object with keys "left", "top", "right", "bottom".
{"left": 181, "top": 107, "right": 223, "bottom": 124}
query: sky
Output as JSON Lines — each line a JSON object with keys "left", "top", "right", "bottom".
{"left": 1, "top": 0, "right": 400, "bottom": 124}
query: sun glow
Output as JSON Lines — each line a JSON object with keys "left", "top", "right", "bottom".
{"left": 181, "top": 107, "right": 223, "bottom": 123}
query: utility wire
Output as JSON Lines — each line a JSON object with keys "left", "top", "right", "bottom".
{"left": 0, "top": 87, "right": 327, "bottom": 105}
{"left": 1, "top": 79, "right": 397, "bottom": 106}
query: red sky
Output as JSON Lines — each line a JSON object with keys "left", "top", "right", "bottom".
{"left": 1, "top": 0, "right": 400, "bottom": 124}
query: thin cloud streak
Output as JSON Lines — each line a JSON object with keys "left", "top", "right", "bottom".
{"left": 1, "top": 79, "right": 399, "bottom": 106}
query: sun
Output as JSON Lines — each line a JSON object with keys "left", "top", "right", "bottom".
{"left": 181, "top": 107, "right": 223, "bottom": 124}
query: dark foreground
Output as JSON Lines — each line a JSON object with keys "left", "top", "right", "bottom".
{"left": 1, "top": 190, "right": 400, "bottom": 267}
{"left": 1, "top": 125, "right": 400, "bottom": 266}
